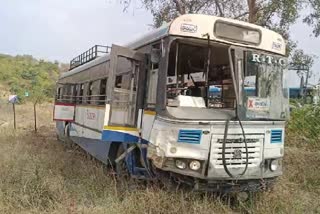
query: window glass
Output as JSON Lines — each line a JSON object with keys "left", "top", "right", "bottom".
{"left": 110, "top": 57, "right": 138, "bottom": 126}
{"left": 146, "top": 63, "right": 158, "bottom": 108}
{"left": 87, "top": 82, "right": 93, "bottom": 104}
{"left": 166, "top": 42, "right": 235, "bottom": 109}
{"left": 56, "top": 87, "right": 62, "bottom": 101}
{"left": 99, "top": 78, "right": 108, "bottom": 105}
{"left": 215, "top": 22, "right": 261, "bottom": 45}
{"left": 79, "top": 84, "right": 84, "bottom": 104}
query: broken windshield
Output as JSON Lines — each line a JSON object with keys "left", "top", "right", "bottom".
{"left": 243, "top": 51, "right": 289, "bottom": 120}
{"left": 166, "top": 41, "right": 236, "bottom": 111}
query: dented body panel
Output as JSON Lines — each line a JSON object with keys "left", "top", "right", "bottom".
{"left": 147, "top": 116, "right": 284, "bottom": 183}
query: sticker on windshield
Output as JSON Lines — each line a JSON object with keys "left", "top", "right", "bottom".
{"left": 247, "top": 97, "right": 270, "bottom": 112}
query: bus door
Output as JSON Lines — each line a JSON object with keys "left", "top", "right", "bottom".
{"left": 106, "top": 44, "right": 146, "bottom": 139}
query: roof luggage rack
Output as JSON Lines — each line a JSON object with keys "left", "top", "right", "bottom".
{"left": 69, "top": 45, "right": 111, "bottom": 70}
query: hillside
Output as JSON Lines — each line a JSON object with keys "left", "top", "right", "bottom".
{"left": 0, "top": 54, "right": 61, "bottom": 101}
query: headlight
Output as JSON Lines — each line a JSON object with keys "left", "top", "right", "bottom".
{"left": 270, "top": 159, "right": 279, "bottom": 171}
{"left": 189, "top": 160, "right": 201, "bottom": 171}
{"left": 175, "top": 160, "right": 187, "bottom": 169}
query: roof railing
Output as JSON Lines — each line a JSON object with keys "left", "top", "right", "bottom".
{"left": 69, "top": 45, "right": 111, "bottom": 70}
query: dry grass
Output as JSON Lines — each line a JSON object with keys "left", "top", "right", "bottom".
{"left": 0, "top": 103, "right": 319, "bottom": 213}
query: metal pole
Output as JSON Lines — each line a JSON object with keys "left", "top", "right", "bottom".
{"left": 12, "top": 103, "right": 16, "bottom": 130}
{"left": 34, "top": 103, "right": 37, "bottom": 132}
{"left": 304, "top": 68, "right": 310, "bottom": 104}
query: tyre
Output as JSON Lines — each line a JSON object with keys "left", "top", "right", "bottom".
{"left": 115, "top": 144, "right": 130, "bottom": 179}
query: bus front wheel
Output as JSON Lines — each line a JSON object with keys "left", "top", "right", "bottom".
{"left": 115, "top": 144, "right": 130, "bottom": 179}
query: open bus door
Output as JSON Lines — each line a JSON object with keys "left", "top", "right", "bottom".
{"left": 103, "top": 45, "right": 149, "bottom": 177}
{"left": 104, "top": 44, "right": 146, "bottom": 142}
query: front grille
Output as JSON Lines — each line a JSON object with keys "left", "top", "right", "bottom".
{"left": 211, "top": 136, "right": 262, "bottom": 168}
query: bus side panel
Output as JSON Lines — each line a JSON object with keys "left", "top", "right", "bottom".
{"left": 69, "top": 136, "right": 112, "bottom": 165}
{"left": 141, "top": 110, "right": 156, "bottom": 141}
{"left": 67, "top": 105, "right": 113, "bottom": 164}
{"left": 101, "top": 104, "right": 140, "bottom": 143}
{"left": 71, "top": 105, "right": 105, "bottom": 139}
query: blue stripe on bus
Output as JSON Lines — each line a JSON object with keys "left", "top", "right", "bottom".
{"left": 102, "top": 130, "right": 139, "bottom": 142}
{"left": 101, "top": 130, "right": 149, "bottom": 144}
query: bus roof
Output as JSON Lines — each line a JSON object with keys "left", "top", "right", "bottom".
{"left": 60, "top": 14, "right": 286, "bottom": 80}
{"left": 128, "top": 14, "right": 286, "bottom": 55}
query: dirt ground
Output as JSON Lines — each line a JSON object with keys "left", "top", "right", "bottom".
{"left": 0, "top": 102, "right": 319, "bottom": 213}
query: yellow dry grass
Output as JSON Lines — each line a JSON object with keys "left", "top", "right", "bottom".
{"left": 0, "top": 103, "right": 319, "bottom": 213}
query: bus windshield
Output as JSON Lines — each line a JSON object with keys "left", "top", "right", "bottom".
{"left": 243, "top": 51, "right": 289, "bottom": 120}
{"left": 165, "top": 40, "right": 289, "bottom": 121}
{"left": 166, "top": 41, "right": 237, "bottom": 120}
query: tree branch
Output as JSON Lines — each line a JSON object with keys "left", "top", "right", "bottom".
{"left": 247, "top": 0, "right": 258, "bottom": 23}
{"left": 193, "top": 0, "right": 212, "bottom": 13}
{"left": 214, "top": 0, "right": 224, "bottom": 17}
{"left": 234, "top": 11, "right": 250, "bottom": 19}
{"left": 173, "top": 0, "right": 186, "bottom": 14}
{"left": 233, "top": 6, "right": 265, "bottom": 21}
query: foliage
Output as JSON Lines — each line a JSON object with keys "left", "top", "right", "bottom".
{"left": 0, "top": 54, "right": 60, "bottom": 103}
{"left": 139, "top": 0, "right": 320, "bottom": 33}
{"left": 287, "top": 104, "right": 320, "bottom": 145}
{"left": 289, "top": 49, "right": 317, "bottom": 82}
{"left": 132, "top": 0, "right": 320, "bottom": 58}
{"left": 139, "top": 0, "right": 320, "bottom": 35}
{"left": 291, "top": 49, "right": 315, "bottom": 68}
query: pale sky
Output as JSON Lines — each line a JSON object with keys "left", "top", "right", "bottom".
{"left": 0, "top": 0, "right": 319, "bottom": 87}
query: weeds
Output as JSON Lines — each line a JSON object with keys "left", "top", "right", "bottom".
{"left": 287, "top": 104, "right": 320, "bottom": 148}
{"left": 0, "top": 103, "right": 319, "bottom": 213}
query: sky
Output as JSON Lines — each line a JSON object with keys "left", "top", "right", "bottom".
{"left": 0, "top": 0, "right": 319, "bottom": 86}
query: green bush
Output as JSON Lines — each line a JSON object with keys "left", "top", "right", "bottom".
{"left": 0, "top": 54, "right": 60, "bottom": 102}
{"left": 287, "top": 104, "right": 320, "bottom": 144}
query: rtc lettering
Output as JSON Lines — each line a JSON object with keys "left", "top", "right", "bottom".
{"left": 251, "top": 53, "right": 286, "bottom": 66}
{"left": 87, "top": 112, "right": 96, "bottom": 120}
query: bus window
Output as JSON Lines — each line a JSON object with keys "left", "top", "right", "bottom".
{"left": 114, "top": 73, "right": 132, "bottom": 93}
{"left": 111, "top": 56, "right": 138, "bottom": 126}
{"left": 146, "top": 44, "right": 160, "bottom": 109}
{"left": 115, "top": 76, "right": 122, "bottom": 88}
{"left": 146, "top": 62, "right": 158, "bottom": 109}
{"left": 62, "top": 84, "right": 72, "bottom": 103}
{"left": 87, "top": 82, "right": 93, "bottom": 104}
{"left": 79, "top": 84, "right": 84, "bottom": 104}
{"left": 166, "top": 42, "right": 235, "bottom": 109}
{"left": 71, "top": 84, "right": 77, "bottom": 104}
{"left": 99, "top": 78, "right": 108, "bottom": 105}
{"left": 56, "top": 87, "right": 62, "bottom": 101}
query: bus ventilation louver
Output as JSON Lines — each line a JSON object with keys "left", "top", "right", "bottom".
{"left": 177, "top": 130, "right": 202, "bottom": 144}
{"left": 271, "top": 130, "right": 283, "bottom": 143}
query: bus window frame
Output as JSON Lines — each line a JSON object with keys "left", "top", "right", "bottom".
{"left": 214, "top": 20, "right": 262, "bottom": 46}
{"left": 145, "top": 43, "right": 161, "bottom": 110}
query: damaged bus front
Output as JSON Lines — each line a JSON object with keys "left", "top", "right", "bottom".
{"left": 147, "top": 37, "right": 289, "bottom": 192}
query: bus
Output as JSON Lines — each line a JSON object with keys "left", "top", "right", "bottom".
{"left": 54, "top": 14, "right": 289, "bottom": 193}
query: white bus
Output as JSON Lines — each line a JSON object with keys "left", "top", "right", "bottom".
{"left": 54, "top": 14, "right": 289, "bottom": 193}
